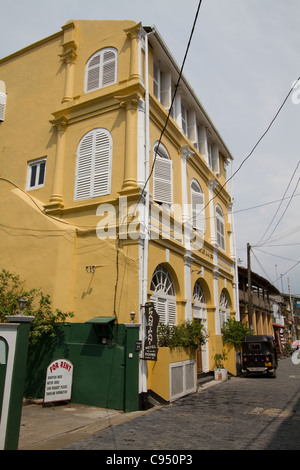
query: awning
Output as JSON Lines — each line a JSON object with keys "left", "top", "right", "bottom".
{"left": 85, "top": 316, "right": 115, "bottom": 324}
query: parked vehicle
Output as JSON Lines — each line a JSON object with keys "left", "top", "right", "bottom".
{"left": 242, "top": 335, "right": 278, "bottom": 378}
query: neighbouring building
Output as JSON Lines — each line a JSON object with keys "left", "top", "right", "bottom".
{"left": 0, "top": 20, "right": 239, "bottom": 408}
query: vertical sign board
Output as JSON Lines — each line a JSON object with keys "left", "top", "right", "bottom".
{"left": 144, "top": 303, "right": 159, "bottom": 361}
{"left": 44, "top": 359, "right": 73, "bottom": 403}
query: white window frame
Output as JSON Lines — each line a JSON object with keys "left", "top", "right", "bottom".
{"left": 85, "top": 48, "right": 117, "bottom": 93}
{"left": 26, "top": 158, "right": 47, "bottom": 191}
{"left": 150, "top": 264, "right": 177, "bottom": 325}
{"left": 216, "top": 205, "right": 225, "bottom": 251}
{"left": 74, "top": 128, "right": 112, "bottom": 201}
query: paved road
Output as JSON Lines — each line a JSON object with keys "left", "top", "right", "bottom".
{"left": 64, "top": 357, "right": 300, "bottom": 451}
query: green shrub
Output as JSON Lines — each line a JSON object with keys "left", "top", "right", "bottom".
{"left": 158, "top": 320, "right": 208, "bottom": 349}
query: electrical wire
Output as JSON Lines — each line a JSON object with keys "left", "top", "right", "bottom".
{"left": 113, "top": 0, "right": 203, "bottom": 319}
{"left": 140, "top": 0, "right": 203, "bottom": 203}
{"left": 186, "top": 75, "right": 300, "bottom": 227}
{"left": 253, "top": 247, "right": 299, "bottom": 263}
{"left": 255, "top": 161, "right": 300, "bottom": 246}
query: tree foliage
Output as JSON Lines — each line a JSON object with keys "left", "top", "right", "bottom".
{"left": 221, "top": 318, "right": 253, "bottom": 347}
{"left": 0, "top": 269, "right": 74, "bottom": 344}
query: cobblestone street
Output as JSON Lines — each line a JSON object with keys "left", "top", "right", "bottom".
{"left": 64, "top": 357, "right": 300, "bottom": 451}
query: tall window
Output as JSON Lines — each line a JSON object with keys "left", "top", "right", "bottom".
{"left": 220, "top": 290, "right": 230, "bottom": 327}
{"left": 75, "top": 129, "right": 112, "bottom": 201}
{"left": 153, "top": 142, "right": 172, "bottom": 205}
{"left": 150, "top": 264, "right": 177, "bottom": 325}
{"left": 26, "top": 158, "right": 47, "bottom": 190}
{"left": 216, "top": 205, "right": 225, "bottom": 250}
{"left": 193, "top": 281, "right": 207, "bottom": 322}
{"left": 85, "top": 48, "right": 117, "bottom": 93}
{"left": 191, "top": 180, "right": 205, "bottom": 234}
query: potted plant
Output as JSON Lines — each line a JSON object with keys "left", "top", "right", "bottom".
{"left": 214, "top": 352, "right": 228, "bottom": 381}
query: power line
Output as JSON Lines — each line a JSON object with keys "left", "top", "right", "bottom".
{"left": 140, "top": 0, "right": 203, "bottom": 202}
{"left": 183, "top": 75, "right": 300, "bottom": 227}
{"left": 114, "top": 0, "right": 203, "bottom": 318}
{"left": 255, "top": 161, "right": 300, "bottom": 246}
{"left": 253, "top": 247, "right": 299, "bottom": 263}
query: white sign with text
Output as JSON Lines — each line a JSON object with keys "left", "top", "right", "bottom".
{"left": 44, "top": 359, "right": 73, "bottom": 403}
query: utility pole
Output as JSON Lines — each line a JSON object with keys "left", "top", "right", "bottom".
{"left": 247, "top": 243, "right": 253, "bottom": 329}
{"left": 288, "top": 278, "right": 295, "bottom": 341}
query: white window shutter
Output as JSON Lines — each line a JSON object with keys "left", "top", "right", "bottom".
{"left": 157, "top": 297, "right": 167, "bottom": 325}
{"left": 198, "top": 126, "right": 208, "bottom": 162}
{"left": 153, "top": 156, "right": 173, "bottom": 205}
{"left": 160, "top": 72, "right": 172, "bottom": 110}
{"left": 102, "top": 49, "right": 117, "bottom": 87}
{"left": 168, "top": 299, "right": 177, "bottom": 325}
{"left": 192, "top": 190, "right": 205, "bottom": 233}
{"left": 212, "top": 144, "right": 220, "bottom": 175}
{"left": 86, "top": 54, "right": 101, "bottom": 92}
{"left": 187, "top": 110, "right": 197, "bottom": 144}
{"left": 0, "top": 92, "right": 7, "bottom": 122}
{"left": 93, "top": 130, "right": 112, "bottom": 196}
{"left": 75, "top": 129, "right": 112, "bottom": 201}
{"left": 85, "top": 48, "right": 117, "bottom": 93}
{"left": 75, "top": 132, "right": 94, "bottom": 200}
{"left": 153, "top": 63, "right": 160, "bottom": 100}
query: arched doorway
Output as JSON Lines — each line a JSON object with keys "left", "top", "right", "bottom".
{"left": 193, "top": 281, "right": 209, "bottom": 373}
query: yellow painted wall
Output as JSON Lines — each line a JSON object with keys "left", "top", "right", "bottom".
{"left": 147, "top": 347, "right": 196, "bottom": 401}
{"left": 0, "top": 20, "right": 237, "bottom": 384}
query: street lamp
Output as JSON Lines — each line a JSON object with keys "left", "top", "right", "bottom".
{"left": 18, "top": 297, "right": 27, "bottom": 315}
{"left": 130, "top": 311, "right": 135, "bottom": 323}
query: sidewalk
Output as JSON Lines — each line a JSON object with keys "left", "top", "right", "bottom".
{"left": 18, "top": 401, "right": 158, "bottom": 450}
{"left": 18, "top": 378, "right": 217, "bottom": 450}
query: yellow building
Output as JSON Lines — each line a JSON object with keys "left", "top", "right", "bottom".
{"left": 0, "top": 20, "right": 239, "bottom": 405}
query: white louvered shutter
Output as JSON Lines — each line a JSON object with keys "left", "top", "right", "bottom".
{"left": 86, "top": 48, "right": 117, "bottom": 93}
{"left": 75, "top": 132, "right": 94, "bottom": 200}
{"left": 153, "top": 64, "right": 160, "bottom": 100}
{"left": 75, "top": 129, "right": 112, "bottom": 201}
{"left": 102, "top": 49, "right": 117, "bottom": 87}
{"left": 192, "top": 190, "right": 205, "bottom": 233}
{"left": 93, "top": 130, "right": 112, "bottom": 196}
{"left": 167, "top": 299, "right": 177, "bottom": 325}
{"left": 86, "top": 54, "right": 101, "bottom": 92}
{"left": 0, "top": 92, "right": 7, "bottom": 122}
{"left": 153, "top": 156, "right": 172, "bottom": 205}
{"left": 156, "top": 297, "right": 167, "bottom": 325}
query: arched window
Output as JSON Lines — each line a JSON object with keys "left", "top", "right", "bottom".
{"left": 74, "top": 128, "right": 112, "bottom": 201}
{"left": 85, "top": 48, "right": 117, "bottom": 93}
{"left": 220, "top": 290, "right": 230, "bottom": 327}
{"left": 153, "top": 142, "right": 172, "bottom": 205}
{"left": 191, "top": 179, "right": 205, "bottom": 233}
{"left": 216, "top": 205, "right": 225, "bottom": 250}
{"left": 150, "top": 264, "right": 176, "bottom": 325}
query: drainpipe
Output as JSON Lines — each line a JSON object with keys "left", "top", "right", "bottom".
{"left": 140, "top": 26, "right": 156, "bottom": 398}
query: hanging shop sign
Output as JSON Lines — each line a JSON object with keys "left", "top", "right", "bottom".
{"left": 44, "top": 359, "right": 73, "bottom": 403}
{"left": 144, "top": 303, "right": 159, "bottom": 361}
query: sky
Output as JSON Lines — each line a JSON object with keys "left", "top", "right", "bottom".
{"left": 1, "top": 0, "right": 299, "bottom": 295}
